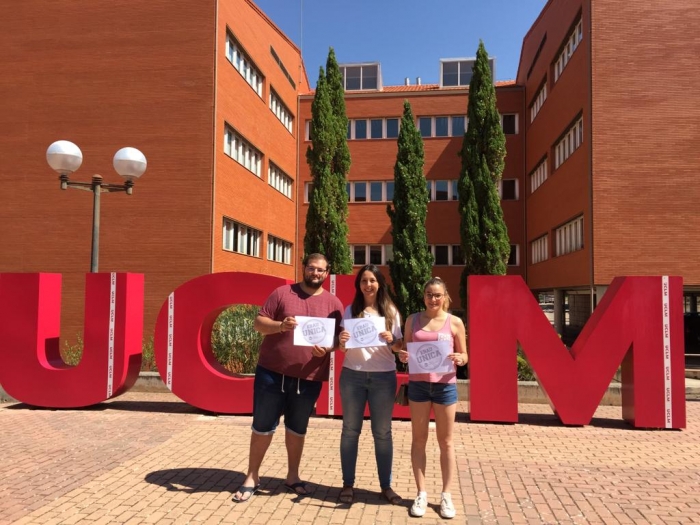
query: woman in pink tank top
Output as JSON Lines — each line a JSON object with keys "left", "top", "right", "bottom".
{"left": 398, "top": 277, "right": 467, "bottom": 519}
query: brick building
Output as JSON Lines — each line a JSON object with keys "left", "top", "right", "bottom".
{"left": 1, "top": 0, "right": 699, "bottom": 344}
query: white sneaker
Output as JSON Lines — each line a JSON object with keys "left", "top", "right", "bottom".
{"left": 410, "top": 494, "right": 427, "bottom": 517}
{"left": 440, "top": 493, "right": 456, "bottom": 519}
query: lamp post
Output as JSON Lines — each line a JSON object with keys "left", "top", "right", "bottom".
{"left": 46, "top": 140, "right": 147, "bottom": 273}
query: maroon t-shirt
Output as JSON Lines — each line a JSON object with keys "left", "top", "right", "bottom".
{"left": 258, "top": 283, "right": 344, "bottom": 381}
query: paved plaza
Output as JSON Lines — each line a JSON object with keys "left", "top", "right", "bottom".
{"left": 0, "top": 393, "right": 698, "bottom": 524}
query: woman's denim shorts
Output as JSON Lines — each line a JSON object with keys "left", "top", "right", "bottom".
{"left": 408, "top": 380, "right": 458, "bottom": 406}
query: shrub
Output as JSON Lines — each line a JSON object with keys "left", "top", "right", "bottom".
{"left": 141, "top": 336, "right": 157, "bottom": 372}
{"left": 210, "top": 304, "right": 263, "bottom": 374}
{"left": 517, "top": 345, "right": 536, "bottom": 381}
{"left": 61, "top": 335, "right": 83, "bottom": 366}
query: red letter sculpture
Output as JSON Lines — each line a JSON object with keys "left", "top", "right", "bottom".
{"left": 469, "top": 276, "right": 686, "bottom": 428}
{"left": 0, "top": 273, "right": 144, "bottom": 407}
{"left": 153, "top": 272, "right": 291, "bottom": 414}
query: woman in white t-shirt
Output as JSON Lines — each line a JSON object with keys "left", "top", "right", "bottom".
{"left": 336, "top": 264, "right": 403, "bottom": 505}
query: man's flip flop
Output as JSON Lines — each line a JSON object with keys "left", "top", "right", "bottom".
{"left": 284, "top": 481, "right": 311, "bottom": 496}
{"left": 232, "top": 484, "right": 260, "bottom": 503}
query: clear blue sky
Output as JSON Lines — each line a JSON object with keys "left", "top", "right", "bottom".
{"left": 254, "top": 0, "right": 549, "bottom": 87}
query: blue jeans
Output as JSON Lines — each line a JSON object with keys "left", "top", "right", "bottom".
{"left": 251, "top": 365, "right": 323, "bottom": 436}
{"left": 339, "top": 368, "right": 396, "bottom": 489}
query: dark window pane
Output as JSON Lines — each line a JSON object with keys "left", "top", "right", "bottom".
{"left": 371, "top": 119, "right": 383, "bottom": 138}
{"left": 347, "top": 121, "right": 351, "bottom": 139}
{"left": 419, "top": 117, "right": 432, "bottom": 137}
{"left": 435, "top": 245, "right": 449, "bottom": 265}
{"left": 386, "top": 118, "right": 399, "bottom": 138}
{"left": 451, "top": 116, "right": 465, "bottom": 136}
{"left": 353, "top": 246, "right": 366, "bottom": 265}
{"left": 459, "top": 61, "right": 473, "bottom": 85}
{"left": 307, "top": 120, "right": 314, "bottom": 140}
{"left": 362, "top": 66, "right": 378, "bottom": 90}
{"left": 452, "top": 245, "right": 464, "bottom": 265}
{"left": 345, "top": 66, "right": 361, "bottom": 90}
{"left": 443, "top": 62, "right": 458, "bottom": 86}
{"left": 502, "top": 114, "right": 517, "bottom": 134}
{"left": 354, "top": 182, "right": 367, "bottom": 202}
{"left": 370, "top": 182, "right": 383, "bottom": 201}
{"left": 346, "top": 183, "right": 350, "bottom": 198}
{"left": 369, "top": 245, "right": 382, "bottom": 264}
{"left": 386, "top": 181, "right": 394, "bottom": 201}
{"left": 501, "top": 179, "right": 517, "bottom": 200}
{"left": 355, "top": 119, "right": 367, "bottom": 139}
{"left": 451, "top": 180, "right": 458, "bottom": 200}
{"left": 435, "top": 180, "right": 448, "bottom": 201}
{"left": 508, "top": 245, "right": 518, "bottom": 266}
{"left": 435, "top": 117, "right": 448, "bottom": 137}
{"left": 384, "top": 245, "right": 393, "bottom": 263}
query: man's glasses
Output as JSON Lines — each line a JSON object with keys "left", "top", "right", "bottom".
{"left": 425, "top": 293, "right": 444, "bottom": 300}
{"left": 305, "top": 266, "right": 328, "bottom": 274}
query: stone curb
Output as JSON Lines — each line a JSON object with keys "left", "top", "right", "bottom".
{"left": 3, "top": 371, "right": 699, "bottom": 405}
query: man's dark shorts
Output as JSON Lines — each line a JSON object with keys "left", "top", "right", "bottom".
{"left": 252, "top": 365, "right": 323, "bottom": 436}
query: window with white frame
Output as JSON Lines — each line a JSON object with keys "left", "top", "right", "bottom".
{"left": 440, "top": 58, "right": 495, "bottom": 87}
{"left": 554, "top": 116, "right": 583, "bottom": 169}
{"left": 346, "top": 117, "right": 400, "bottom": 140}
{"left": 270, "top": 46, "right": 296, "bottom": 89}
{"left": 225, "top": 32, "right": 263, "bottom": 98}
{"left": 531, "top": 235, "right": 549, "bottom": 264}
{"left": 508, "top": 244, "right": 519, "bottom": 266}
{"left": 555, "top": 215, "right": 584, "bottom": 256}
{"left": 268, "top": 162, "right": 293, "bottom": 199}
{"left": 340, "top": 63, "right": 380, "bottom": 91}
{"left": 530, "top": 158, "right": 548, "bottom": 193}
{"left": 418, "top": 116, "right": 467, "bottom": 138}
{"left": 346, "top": 181, "right": 394, "bottom": 202}
{"left": 269, "top": 89, "right": 294, "bottom": 133}
{"left": 499, "top": 179, "right": 518, "bottom": 201}
{"left": 501, "top": 114, "right": 518, "bottom": 135}
{"left": 352, "top": 244, "right": 391, "bottom": 265}
{"left": 267, "top": 235, "right": 292, "bottom": 264}
{"left": 224, "top": 125, "right": 262, "bottom": 177}
{"left": 429, "top": 245, "right": 466, "bottom": 265}
{"left": 554, "top": 19, "right": 583, "bottom": 83}
{"left": 304, "top": 182, "right": 313, "bottom": 203}
{"left": 530, "top": 81, "right": 547, "bottom": 122}
{"left": 427, "top": 180, "right": 459, "bottom": 201}
{"left": 223, "top": 218, "right": 261, "bottom": 257}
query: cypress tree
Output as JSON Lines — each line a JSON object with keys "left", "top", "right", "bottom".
{"left": 458, "top": 40, "right": 510, "bottom": 309}
{"left": 304, "top": 47, "right": 352, "bottom": 273}
{"left": 387, "top": 100, "right": 433, "bottom": 322}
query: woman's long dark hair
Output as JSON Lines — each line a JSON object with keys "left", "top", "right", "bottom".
{"left": 351, "top": 264, "right": 398, "bottom": 331}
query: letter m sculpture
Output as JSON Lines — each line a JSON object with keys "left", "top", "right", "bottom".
{"left": 468, "top": 276, "right": 686, "bottom": 429}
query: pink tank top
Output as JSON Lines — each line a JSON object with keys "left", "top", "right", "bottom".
{"left": 410, "top": 313, "right": 456, "bottom": 384}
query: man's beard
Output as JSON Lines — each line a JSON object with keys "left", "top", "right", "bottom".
{"left": 303, "top": 275, "right": 323, "bottom": 290}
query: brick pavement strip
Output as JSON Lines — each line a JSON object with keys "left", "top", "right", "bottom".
{"left": 1, "top": 394, "right": 699, "bottom": 524}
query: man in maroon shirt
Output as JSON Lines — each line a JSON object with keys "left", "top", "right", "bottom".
{"left": 232, "top": 253, "right": 344, "bottom": 503}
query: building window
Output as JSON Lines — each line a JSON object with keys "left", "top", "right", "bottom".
{"left": 554, "top": 116, "right": 583, "bottom": 169}
{"left": 351, "top": 245, "right": 392, "bottom": 265}
{"left": 531, "top": 235, "right": 549, "bottom": 264}
{"left": 440, "top": 58, "right": 495, "bottom": 88}
{"left": 418, "top": 116, "right": 468, "bottom": 138}
{"left": 555, "top": 215, "right": 584, "bottom": 256}
{"left": 270, "top": 46, "right": 296, "bottom": 89}
{"left": 224, "top": 125, "right": 262, "bottom": 177}
{"left": 499, "top": 179, "right": 518, "bottom": 201}
{"left": 267, "top": 235, "right": 292, "bottom": 264}
{"left": 340, "top": 63, "right": 380, "bottom": 91}
{"left": 501, "top": 114, "right": 518, "bottom": 135}
{"left": 427, "top": 180, "right": 459, "bottom": 201}
{"left": 554, "top": 19, "right": 583, "bottom": 83}
{"left": 347, "top": 181, "right": 394, "bottom": 202}
{"left": 452, "top": 245, "right": 464, "bottom": 265}
{"left": 530, "top": 81, "right": 547, "bottom": 122}
{"left": 508, "top": 244, "right": 519, "bottom": 266}
{"left": 530, "top": 158, "right": 548, "bottom": 193}
{"left": 304, "top": 182, "right": 313, "bottom": 203}
{"left": 268, "top": 162, "right": 293, "bottom": 199}
{"left": 225, "top": 32, "right": 263, "bottom": 98}
{"left": 429, "top": 245, "right": 464, "bottom": 265}
{"left": 346, "top": 117, "right": 400, "bottom": 140}
{"left": 223, "top": 218, "right": 261, "bottom": 257}
{"left": 269, "top": 89, "right": 294, "bottom": 133}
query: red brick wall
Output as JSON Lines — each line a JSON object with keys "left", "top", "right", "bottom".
{"left": 591, "top": 0, "right": 700, "bottom": 285}
{"left": 0, "top": 1, "right": 218, "bottom": 339}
